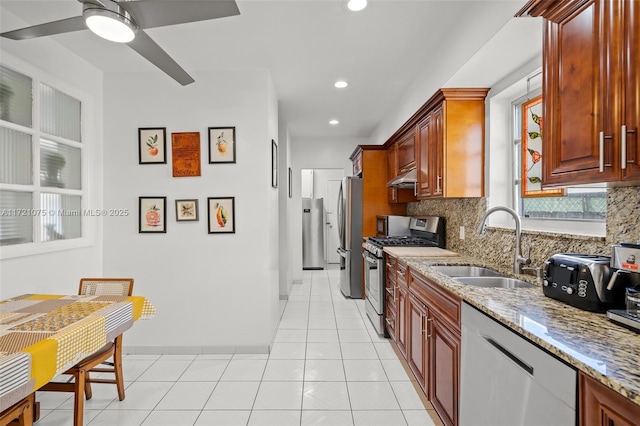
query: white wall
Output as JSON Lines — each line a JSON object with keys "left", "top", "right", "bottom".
{"left": 102, "top": 69, "right": 279, "bottom": 353}
{"left": 290, "top": 137, "right": 367, "bottom": 283}
{"left": 277, "top": 119, "right": 292, "bottom": 298}
{"left": 0, "top": 10, "right": 104, "bottom": 298}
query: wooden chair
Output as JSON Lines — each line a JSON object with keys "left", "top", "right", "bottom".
{"left": 0, "top": 393, "right": 34, "bottom": 426}
{"left": 39, "top": 278, "right": 134, "bottom": 426}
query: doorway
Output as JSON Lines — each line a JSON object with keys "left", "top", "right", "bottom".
{"left": 301, "top": 168, "right": 345, "bottom": 265}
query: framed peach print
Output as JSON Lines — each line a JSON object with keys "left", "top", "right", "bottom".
{"left": 138, "top": 128, "right": 166, "bottom": 164}
{"left": 522, "top": 95, "right": 564, "bottom": 198}
{"left": 208, "top": 127, "right": 236, "bottom": 163}
{"left": 207, "top": 197, "right": 235, "bottom": 234}
{"left": 139, "top": 196, "right": 167, "bottom": 233}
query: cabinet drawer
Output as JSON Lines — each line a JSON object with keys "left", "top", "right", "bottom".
{"left": 385, "top": 302, "right": 397, "bottom": 339}
{"left": 397, "top": 261, "right": 409, "bottom": 285}
{"left": 410, "top": 270, "right": 461, "bottom": 332}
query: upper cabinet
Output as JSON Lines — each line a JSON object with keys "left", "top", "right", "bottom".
{"left": 383, "top": 88, "right": 488, "bottom": 202}
{"left": 417, "top": 89, "right": 488, "bottom": 199}
{"left": 517, "top": 0, "right": 640, "bottom": 186}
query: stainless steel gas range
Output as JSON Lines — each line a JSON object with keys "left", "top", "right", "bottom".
{"left": 362, "top": 216, "right": 446, "bottom": 335}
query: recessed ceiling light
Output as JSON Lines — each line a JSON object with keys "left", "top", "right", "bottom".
{"left": 334, "top": 80, "right": 348, "bottom": 89}
{"left": 329, "top": 120, "right": 340, "bottom": 125}
{"left": 347, "top": 0, "right": 368, "bottom": 12}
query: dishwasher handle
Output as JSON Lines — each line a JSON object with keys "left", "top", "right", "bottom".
{"left": 483, "top": 335, "right": 534, "bottom": 376}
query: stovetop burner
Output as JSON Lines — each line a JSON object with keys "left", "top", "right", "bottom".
{"left": 368, "top": 236, "right": 436, "bottom": 247}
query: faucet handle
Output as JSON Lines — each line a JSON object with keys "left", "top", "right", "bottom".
{"left": 522, "top": 266, "right": 543, "bottom": 284}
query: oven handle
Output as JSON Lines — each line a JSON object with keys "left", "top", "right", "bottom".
{"left": 362, "top": 252, "right": 378, "bottom": 265}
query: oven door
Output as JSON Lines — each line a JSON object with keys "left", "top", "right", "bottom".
{"left": 363, "top": 251, "right": 384, "bottom": 314}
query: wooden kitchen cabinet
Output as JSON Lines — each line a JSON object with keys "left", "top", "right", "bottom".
{"left": 407, "top": 269, "right": 462, "bottom": 426}
{"left": 387, "top": 138, "right": 417, "bottom": 204}
{"left": 517, "top": 0, "right": 640, "bottom": 186}
{"left": 579, "top": 371, "right": 640, "bottom": 426}
{"left": 416, "top": 89, "right": 487, "bottom": 199}
{"left": 396, "top": 260, "right": 409, "bottom": 357}
{"left": 350, "top": 146, "right": 406, "bottom": 238}
{"left": 385, "top": 255, "right": 397, "bottom": 338}
{"left": 408, "top": 288, "right": 429, "bottom": 394}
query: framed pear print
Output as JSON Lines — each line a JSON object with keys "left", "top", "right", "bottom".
{"left": 209, "top": 127, "right": 236, "bottom": 163}
{"left": 207, "top": 197, "right": 235, "bottom": 234}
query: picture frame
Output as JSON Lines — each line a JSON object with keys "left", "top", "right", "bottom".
{"left": 171, "top": 132, "right": 201, "bottom": 177}
{"left": 208, "top": 127, "right": 236, "bottom": 163}
{"left": 139, "top": 196, "right": 167, "bottom": 233}
{"left": 271, "top": 139, "right": 278, "bottom": 188}
{"left": 207, "top": 197, "right": 235, "bottom": 234}
{"left": 138, "top": 128, "right": 167, "bottom": 164}
{"left": 175, "top": 199, "right": 199, "bottom": 222}
{"left": 521, "top": 95, "right": 564, "bottom": 198}
{"left": 288, "top": 167, "right": 292, "bottom": 198}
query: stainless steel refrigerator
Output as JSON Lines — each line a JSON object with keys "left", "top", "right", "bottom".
{"left": 302, "top": 198, "right": 325, "bottom": 270}
{"left": 336, "top": 177, "right": 363, "bottom": 298}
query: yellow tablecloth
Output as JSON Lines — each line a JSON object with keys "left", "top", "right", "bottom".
{"left": 0, "top": 294, "right": 154, "bottom": 412}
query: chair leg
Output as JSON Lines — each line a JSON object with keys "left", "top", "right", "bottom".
{"left": 73, "top": 369, "right": 85, "bottom": 426}
{"left": 17, "top": 394, "right": 34, "bottom": 426}
{"left": 113, "top": 335, "right": 125, "bottom": 401}
{"left": 84, "top": 370, "right": 93, "bottom": 401}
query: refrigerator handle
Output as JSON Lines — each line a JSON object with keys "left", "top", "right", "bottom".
{"left": 337, "top": 247, "right": 347, "bottom": 257}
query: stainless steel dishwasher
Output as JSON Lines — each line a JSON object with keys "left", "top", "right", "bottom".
{"left": 460, "top": 303, "right": 576, "bottom": 426}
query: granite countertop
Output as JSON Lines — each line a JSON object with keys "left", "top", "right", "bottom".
{"left": 401, "top": 255, "right": 640, "bottom": 406}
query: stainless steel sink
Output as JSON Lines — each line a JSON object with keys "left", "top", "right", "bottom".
{"left": 431, "top": 265, "right": 506, "bottom": 278}
{"left": 453, "top": 276, "right": 534, "bottom": 288}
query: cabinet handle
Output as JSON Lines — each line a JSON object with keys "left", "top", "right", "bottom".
{"left": 435, "top": 176, "right": 442, "bottom": 194}
{"left": 413, "top": 181, "right": 417, "bottom": 196}
{"left": 392, "top": 189, "right": 396, "bottom": 201}
{"left": 420, "top": 313, "right": 427, "bottom": 334}
{"left": 425, "top": 317, "right": 433, "bottom": 337}
{"left": 621, "top": 125, "right": 627, "bottom": 170}
{"left": 398, "top": 270, "right": 405, "bottom": 277}
{"left": 599, "top": 131, "right": 604, "bottom": 172}
{"left": 385, "top": 317, "right": 394, "bottom": 327}
{"left": 394, "top": 285, "right": 398, "bottom": 302}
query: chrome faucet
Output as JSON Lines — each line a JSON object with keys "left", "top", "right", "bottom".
{"left": 477, "top": 206, "right": 531, "bottom": 274}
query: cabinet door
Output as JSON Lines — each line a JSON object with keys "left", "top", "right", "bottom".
{"left": 430, "top": 314, "right": 459, "bottom": 426}
{"left": 397, "top": 130, "right": 416, "bottom": 173}
{"left": 579, "top": 372, "right": 640, "bottom": 426}
{"left": 387, "top": 144, "right": 399, "bottom": 203}
{"left": 622, "top": 0, "right": 640, "bottom": 180}
{"left": 542, "top": 0, "right": 619, "bottom": 185}
{"left": 396, "top": 284, "right": 408, "bottom": 357}
{"left": 408, "top": 292, "right": 428, "bottom": 393}
{"left": 417, "top": 115, "right": 432, "bottom": 198}
{"left": 431, "top": 105, "right": 444, "bottom": 197}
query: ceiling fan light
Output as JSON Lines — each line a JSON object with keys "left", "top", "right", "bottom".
{"left": 84, "top": 9, "right": 136, "bottom": 43}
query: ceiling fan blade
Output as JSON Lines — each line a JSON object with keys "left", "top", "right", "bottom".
{"left": 118, "top": 0, "right": 239, "bottom": 29}
{"left": 0, "top": 16, "right": 87, "bottom": 40}
{"left": 127, "top": 30, "right": 195, "bottom": 86}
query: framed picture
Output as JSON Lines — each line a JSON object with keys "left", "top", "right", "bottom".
{"left": 207, "top": 197, "right": 235, "bottom": 234}
{"left": 139, "top": 197, "right": 167, "bottom": 233}
{"left": 521, "top": 95, "right": 564, "bottom": 198}
{"left": 208, "top": 127, "right": 236, "bottom": 163}
{"left": 171, "top": 132, "right": 201, "bottom": 177}
{"left": 271, "top": 139, "right": 278, "bottom": 188}
{"left": 138, "top": 128, "right": 166, "bottom": 164}
{"left": 288, "top": 167, "right": 292, "bottom": 198}
{"left": 175, "top": 199, "right": 199, "bottom": 222}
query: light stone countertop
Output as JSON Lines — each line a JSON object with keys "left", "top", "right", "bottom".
{"left": 399, "top": 255, "right": 640, "bottom": 407}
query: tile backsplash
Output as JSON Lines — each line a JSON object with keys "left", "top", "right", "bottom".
{"left": 407, "top": 187, "right": 640, "bottom": 269}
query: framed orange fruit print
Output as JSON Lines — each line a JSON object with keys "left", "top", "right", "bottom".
{"left": 139, "top": 196, "right": 167, "bottom": 233}
{"left": 208, "top": 127, "right": 236, "bottom": 164}
{"left": 138, "top": 127, "right": 166, "bottom": 164}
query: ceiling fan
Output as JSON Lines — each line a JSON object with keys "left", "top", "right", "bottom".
{"left": 0, "top": 0, "right": 240, "bottom": 85}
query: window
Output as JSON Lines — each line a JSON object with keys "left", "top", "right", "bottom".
{"left": 0, "top": 64, "right": 86, "bottom": 250}
{"left": 512, "top": 91, "right": 606, "bottom": 222}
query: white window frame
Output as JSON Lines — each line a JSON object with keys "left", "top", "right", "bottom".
{"left": 486, "top": 69, "right": 606, "bottom": 237}
{"left": 0, "top": 57, "right": 94, "bottom": 259}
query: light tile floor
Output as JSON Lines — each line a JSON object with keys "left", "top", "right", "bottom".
{"left": 34, "top": 266, "right": 439, "bottom": 425}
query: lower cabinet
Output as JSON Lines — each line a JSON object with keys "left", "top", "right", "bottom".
{"left": 579, "top": 371, "right": 640, "bottom": 426}
{"left": 407, "top": 269, "right": 461, "bottom": 426}
{"left": 396, "top": 284, "right": 408, "bottom": 358}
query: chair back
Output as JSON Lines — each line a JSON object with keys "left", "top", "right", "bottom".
{"left": 79, "top": 278, "right": 134, "bottom": 296}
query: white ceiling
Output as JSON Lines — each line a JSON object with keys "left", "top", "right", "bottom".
{"left": 0, "top": 0, "right": 535, "bottom": 141}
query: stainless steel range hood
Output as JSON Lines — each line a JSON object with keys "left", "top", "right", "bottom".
{"left": 386, "top": 168, "right": 417, "bottom": 188}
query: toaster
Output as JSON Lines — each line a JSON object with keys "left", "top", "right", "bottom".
{"left": 543, "top": 253, "right": 626, "bottom": 312}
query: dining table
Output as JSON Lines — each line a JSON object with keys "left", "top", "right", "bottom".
{"left": 0, "top": 293, "right": 155, "bottom": 424}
